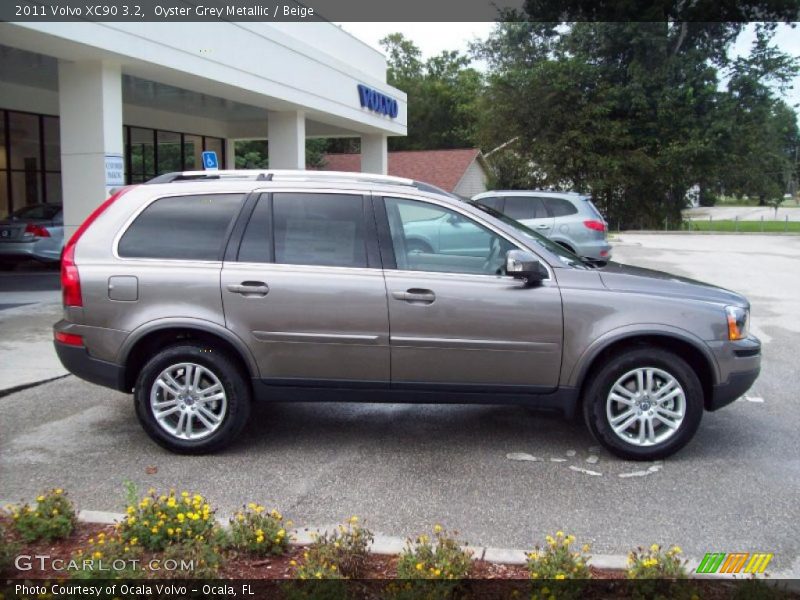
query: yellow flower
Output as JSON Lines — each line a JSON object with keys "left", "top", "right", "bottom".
{"left": 546, "top": 535, "right": 555, "bottom": 545}
{"left": 434, "top": 569, "right": 441, "bottom": 576}
{"left": 416, "top": 563, "right": 423, "bottom": 571}
{"left": 52, "top": 509, "right": 59, "bottom": 516}
{"left": 555, "top": 573, "right": 566, "bottom": 580}
{"left": 177, "top": 513, "right": 185, "bottom": 522}
{"left": 556, "top": 531, "right": 564, "bottom": 538}
{"left": 277, "top": 529, "right": 286, "bottom": 538}
{"left": 130, "top": 537, "right": 138, "bottom": 545}
{"left": 248, "top": 502, "right": 257, "bottom": 510}
{"left": 350, "top": 515, "right": 359, "bottom": 523}
{"left": 650, "top": 544, "right": 660, "bottom": 553}
{"left": 167, "top": 498, "right": 177, "bottom": 508}
{"left": 126, "top": 506, "right": 135, "bottom": 515}
{"left": 151, "top": 526, "right": 158, "bottom": 534}
{"left": 167, "top": 528, "right": 174, "bottom": 535}
{"left": 92, "top": 551, "right": 102, "bottom": 559}
{"left": 55, "top": 489, "right": 63, "bottom": 495}
{"left": 37, "top": 495, "right": 45, "bottom": 502}
{"left": 127, "top": 517, "right": 136, "bottom": 525}
{"left": 434, "top": 524, "right": 442, "bottom": 533}
{"left": 181, "top": 491, "right": 189, "bottom": 498}
{"left": 582, "top": 544, "right": 591, "bottom": 553}
{"left": 672, "top": 546, "right": 682, "bottom": 554}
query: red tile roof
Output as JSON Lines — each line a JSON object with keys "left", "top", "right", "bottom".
{"left": 319, "top": 148, "right": 482, "bottom": 192}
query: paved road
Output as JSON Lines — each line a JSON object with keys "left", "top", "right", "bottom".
{"left": 1, "top": 235, "right": 798, "bottom": 575}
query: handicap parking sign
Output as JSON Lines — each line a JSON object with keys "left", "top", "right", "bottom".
{"left": 201, "top": 151, "right": 219, "bottom": 170}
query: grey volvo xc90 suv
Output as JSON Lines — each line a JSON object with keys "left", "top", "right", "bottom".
{"left": 54, "top": 170, "right": 760, "bottom": 459}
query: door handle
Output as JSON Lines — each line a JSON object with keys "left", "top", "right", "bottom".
{"left": 392, "top": 288, "right": 436, "bottom": 304}
{"left": 534, "top": 224, "right": 550, "bottom": 229}
{"left": 227, "top": 281, "right": 269, "bottom": 296}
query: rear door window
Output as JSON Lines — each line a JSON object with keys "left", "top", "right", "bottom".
{"left": 476, "top": 196, "right": 502, "bottom": 211}
{"left": 272, "top": 193, "right": 367, "bottom": 268}
{"left": 118, "top": 193, "right": 244, "bottom": 260}
{"left": 504, "top": 196, "right": 547, "bottom": 220}
{"left": 543, "top": 197, "right": 578, "bottom": 217}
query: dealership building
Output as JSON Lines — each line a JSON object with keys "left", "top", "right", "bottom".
{"left": 0, "top": 21, "right": 407, "bottom": 234}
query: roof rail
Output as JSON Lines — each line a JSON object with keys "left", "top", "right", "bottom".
{"left": 146, "top": 169, "right": 415, "bottom": 187}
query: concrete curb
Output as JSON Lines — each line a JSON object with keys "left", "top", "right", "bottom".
{"left": 3, "top": 503, "right": 795, "bottom": 585}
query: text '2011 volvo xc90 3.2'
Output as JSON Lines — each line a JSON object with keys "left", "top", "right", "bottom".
{"left": 54, "top": 170, "right": 761, "bottom": 460}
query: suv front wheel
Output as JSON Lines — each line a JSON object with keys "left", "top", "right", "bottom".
{"left": 134, "top": 344, "right": 251, "bottom": 454}
{"left": 583, "top": 347, "right": 703, "bottom": 460}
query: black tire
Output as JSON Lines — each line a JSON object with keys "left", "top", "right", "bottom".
{"left": 406, "top": 239, "right": 433, "bottom": 254}
{"left": 582, "top": 347, "right": 703, "bottom": 460}
{"left": 134, "top": 344, "right": 251, "bottom": 454}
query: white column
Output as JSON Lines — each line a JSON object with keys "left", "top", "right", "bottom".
{"left": 268, "top": 111, "right": 305, "bottom": 170}
{"left": 361, "top": 133, "right": 388, "bottom": 175}
{"left": 224, "top": 138, "right": 237, "bottom": 169}
{"left": 58, "top": 60, "right": 123, "bottom": 239}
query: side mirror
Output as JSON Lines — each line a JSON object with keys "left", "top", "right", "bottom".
{"left": 506, "top": 250, "right": 548, "bottom": 285}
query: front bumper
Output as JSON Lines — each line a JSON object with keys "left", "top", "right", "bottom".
{"left": 54, "top": 341, "right": 128, "bottom": 392}
{"left": 708, "top": 367, "right": 760, "bottom": 411}
{"left": 707, "top": 335, "right": 761, "bottom": 411}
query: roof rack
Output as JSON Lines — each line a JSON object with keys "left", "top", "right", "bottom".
{"left": 146, "top": 169, "right": 415, "bottom": 187}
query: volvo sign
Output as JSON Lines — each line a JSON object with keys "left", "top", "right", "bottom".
{"left": 357, "top": 84, "right": 398, "bottom": 119}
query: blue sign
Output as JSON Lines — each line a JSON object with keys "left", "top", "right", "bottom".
{"left": 201, "top": 151, "right": 219, "bottom": 170}
{"left": 357, "top": 84, "right": 398, "bottom": 118}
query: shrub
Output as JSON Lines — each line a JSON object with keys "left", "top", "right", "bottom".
{"left": 527, "top": 531, "right": 591, "bottom": 580}
{"left": 71, "top": 530, "right": 144, "bottom": 580}
{"left": 229, "top": 503, "right": 291, "bottom": 556}
{"left": 0, "top": 519, "right": 20, "bottom": 573}
{"left": 626, "top": 544, "right": 687, "bottom": 579}
{"left": 627, "top": 544, "right": 692, "bottom": 600}
{"left": 298, "top": 516, "right": 373, "bottom": 578}
{"left": 118, "top": 488, "right": 217, "bottom": 551}
{"left": 160, "top": 538, "right": 225, "bottom": 579}
{"left": 9, "top": 488, "right": 76, "bottom": 542}
{"left": 397, "top": 525, "right": 472, "bottom": 580}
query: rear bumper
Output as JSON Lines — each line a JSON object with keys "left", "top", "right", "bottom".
{"left": 54, "top": 341, "right": 128, "bottom": 392}
{"left": 576, "top": 240, "right": 612, "bottom": 261}
{"left": 0, "top": 240, "right": 59, "bottom": 262}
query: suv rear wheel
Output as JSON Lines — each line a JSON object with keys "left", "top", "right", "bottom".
{"left": 583, "top": 347, "right": 703, "bottom": 460}
{"left": 134, "top": 344, "right": 251, "bottom": 454}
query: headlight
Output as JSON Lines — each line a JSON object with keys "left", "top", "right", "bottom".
{"left": 725, "top": 306, "right": 749, "bottom": 341}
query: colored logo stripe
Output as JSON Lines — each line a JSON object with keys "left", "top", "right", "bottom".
{"left": 696, "top": 552, "right": 773, "bottom": 574}
{"left": 745, "top": 553, "right": 773, "bottom": 574}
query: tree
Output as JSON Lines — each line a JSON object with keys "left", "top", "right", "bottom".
{"left": 380, "top": 33, "right": 483, "bottom": 151}
{"left": 718, "top": 24, "right": 800, "bottom": 207}
{"left": 233, "top": 139, "right": 331, "bottom": 169}
{"left": 474, "top": 20, "right": 798, "bottom": 228}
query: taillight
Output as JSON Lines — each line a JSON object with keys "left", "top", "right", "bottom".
{"left": 25, "top": 223, "right": 51, "bottom": 237}
{"left": 583, "top": 219, "right": 607, "bottom": 232}
{"left": 61, "top": 187, "right": 132, "bottom": 307}
{"left": 54, "top": 331, "right": 84, "bottom": 346}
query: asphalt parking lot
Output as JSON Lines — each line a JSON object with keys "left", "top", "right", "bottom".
{"left": 1, "top": 234, "right": 798, "bottom": 575}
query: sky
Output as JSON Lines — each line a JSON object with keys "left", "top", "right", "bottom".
{"left": 338, "top": 22, "right": 800, "bottom": 110}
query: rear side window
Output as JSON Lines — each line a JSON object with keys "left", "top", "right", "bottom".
{"left": 504, "top": 196, "right": 547, "bottom": 220}
{"left": 273, "top": 193, "right": 367, "bottom": 268}
{"left": 544, "top": 197, "right": 578, "bottom": 217}
{"left": 118, "top": 193, "right": 244, "bottom": 260}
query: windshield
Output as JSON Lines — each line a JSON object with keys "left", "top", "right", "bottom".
{"left": 467, "top": 200, "right": 589, "bottom": 269}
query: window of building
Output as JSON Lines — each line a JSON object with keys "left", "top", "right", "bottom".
{"left": 0, "top": 109, "right": 63, "bottom": 218}
{"left": 118, "top": 193, "right": 244, "bottom": 260}
{"left": 0, "top": 107, "right": 228, "bottom": 218}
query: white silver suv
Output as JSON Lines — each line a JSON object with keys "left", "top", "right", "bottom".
{"left": 472, "top": 191, "right": 611, "bottom": 261}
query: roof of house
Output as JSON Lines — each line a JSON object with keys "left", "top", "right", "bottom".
{"left": 320, "top": 148, "right": 484, "bottom": 193}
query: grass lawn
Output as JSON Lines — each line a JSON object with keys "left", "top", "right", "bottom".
{"left": 685, "top": 219, "right": 800, "bottom": 233}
